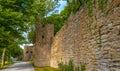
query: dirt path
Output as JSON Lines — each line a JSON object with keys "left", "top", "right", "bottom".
{"left": 0, "top": 61, "right": 34, "bottom": 71}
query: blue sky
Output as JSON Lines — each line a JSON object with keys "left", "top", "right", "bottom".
{"left": 47, "top": 0, "right": 67, "bottom": 16}
{"left": 56, "top": 0, "right": 67, "bottom": 13}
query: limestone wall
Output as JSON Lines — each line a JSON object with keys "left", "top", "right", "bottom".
{"left": 34, "top": 24, "right": 54, "bottom": 67}
{"left": 23, "top": 46, "right": 33, "bottom": 61}
{"left": 51, "top": 3, "right": 120, "bottom": 71}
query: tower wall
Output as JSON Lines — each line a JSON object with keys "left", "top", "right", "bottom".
{"left": 23, "top": 46, "right": 33, "bottom": 61}
{"left": 34, "top": 24, "right": 54, "bottom": 66}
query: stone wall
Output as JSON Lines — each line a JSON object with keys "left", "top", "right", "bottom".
{"left": 23, "top": 46, "right": 33, "bottom": 61}
{"left": 34, "top": 24, "right": 54, "bottom": 67}
{"left": 50, "top": 2, "right": 120, "bottom": 71}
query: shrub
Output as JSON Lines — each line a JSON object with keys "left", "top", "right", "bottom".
{"left": 58, "top": 59, "right": 86, "bottom": 71}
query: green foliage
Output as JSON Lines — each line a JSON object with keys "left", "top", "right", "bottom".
{"left": 35, "top": 66, "right": 58, "bottom": 71}
{"left": 7, "top": 45, "right": 23, "bottom": 57}
{"left": 22, "top": 0, "right": 59, "bottom": 25}
{"left": 46, "top": 14, "right": 64, "bottom": 34}
{"left": 98, "top": 0, "right": 108, "bottom": 12}
{"left": 87, "top": 0, "right": 93, "bottom": 17}
{"left": 0, "top": 61, "right": 13, "bottom": 69}
{"left": 46, "top": 1, "right": 79, "bottom": 34}
{"left": 0, "top": 0, "right": 28, "bottom": 64}
{"left": 25, "top": 0, "right": 59, "bottom": 43}
{"left": 0, "top": 27, "right": 10, "bottom": 48}
{"left": 58, "top": 59, "right": 86, "bottom": 71}
{"left": 66, "top": 0, "right": 80, "bottom": 14}
{"left": 27, "top": 25, "right": 35, "bottom": 43}
{"left": 0, "top": 0, "right": 28, "bottom": 46}
{"left": 66, "top": 0, "right": 108, "bottom": 17}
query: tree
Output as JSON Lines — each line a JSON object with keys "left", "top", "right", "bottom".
{"left": 0, "top": 0, "right": 59, "bottom": 66}
{"left": 1, "top": 48, "right": 6, "bottom": 67}
{"left": 26, "top": 0, "right": 59, "bottom": 43}
{"left": 0, "top": 0, "right": 28, "bottom": 67}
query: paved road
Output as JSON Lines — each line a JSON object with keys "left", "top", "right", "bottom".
{"left": 0, "top": 61, "right": 34, "bottom": 71}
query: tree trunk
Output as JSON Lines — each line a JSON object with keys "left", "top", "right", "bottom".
{"left": 1, "top": 48, "right": 6, "bottom": 67}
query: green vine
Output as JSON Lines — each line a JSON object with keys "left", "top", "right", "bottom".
{"left": 87, "top": 15, "right": 102, "bottom": 48}
{"left": 67, "top": 0, "right": 108, "bottom": 16}
{"left": 98, "top": 27, "right": 102, "bottom": 47}
{"left": 86, "top": 0, "right": 108, "bottom": 48}
{"left": 87, "top": 0, "right": 93, "bottom": 17}
{"left": 67, "top": 0, "right": 108, "bottom": 48}
{"left": 98, "top": 0, "right": 108, "bottom": 12}
{"left": 67, "top": 0, "right": 108, "bottom": 17}
{"left": 87, "top": 18, "right": 93, "bottom": 36}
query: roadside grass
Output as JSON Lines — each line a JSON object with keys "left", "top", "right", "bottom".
{"left": 28, "top": 60, "right": 59, "bottom": 71}
{"left": 0, "top": 61, "right": 13, "bottom": 69}
{"left": 29, "top": 60, "right": 85, "bottom": 71}
{"left": 35, "top": 66, "right": 59, "bottom": 71}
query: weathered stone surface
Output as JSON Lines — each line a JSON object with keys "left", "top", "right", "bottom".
{"left": 50, "top": 2, "right": 120, "bottom": 71}
{"left": 23, "top": 46, "right": 34, "bottom": 61}
{"left": 34, "top": 24, "right": 54, "bottom": 67}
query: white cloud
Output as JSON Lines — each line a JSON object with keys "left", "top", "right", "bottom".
{"left": 57, "top": 0, "right": 67, "bottom": 13}
{"left": 20, "top": 44, "right": 33, "bottom": 49}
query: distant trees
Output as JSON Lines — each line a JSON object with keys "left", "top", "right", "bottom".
{"left": 45, "top": 0, "right": 79, "bottom": 34}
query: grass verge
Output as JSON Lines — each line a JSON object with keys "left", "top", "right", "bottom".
{"left": 0, "top": 61, "right": 13, "bottom": 69}
{"left": 28, "top": 60, "right": 59, "bottom": 71}
{"left": 35, "top": 66, "right": 59, "bottom": 71}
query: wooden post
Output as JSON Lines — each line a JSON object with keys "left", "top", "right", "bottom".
{"left": 1, "top": 48, "right": 6, "bottom": 67}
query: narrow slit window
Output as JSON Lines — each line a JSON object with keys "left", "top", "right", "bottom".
{"left": 26, "top": 51, "right": 28, "bottom": 53}
{"left": 42, "top": 35, "right": 44, "bottom": 38}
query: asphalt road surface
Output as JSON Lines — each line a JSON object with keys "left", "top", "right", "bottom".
{"left": 0, "top": 61, "right": 34, "bottom": 71}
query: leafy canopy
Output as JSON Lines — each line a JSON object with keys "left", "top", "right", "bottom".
{"left": 0, "top": 0, "right": 28, "bottom": 58}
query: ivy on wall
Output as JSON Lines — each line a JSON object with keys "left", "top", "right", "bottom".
{"left": 66, "top": 0, "right": 110, "bottom": 48}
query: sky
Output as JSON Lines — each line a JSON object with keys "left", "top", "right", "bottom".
{"left": 47, "top": 0, "right": 67, "bottom": 16}
{"left": 20, "top": 0, "right": 67, "bottom": 49}
{"left": 56, "top": 0, "right": 67, "bottom": 13}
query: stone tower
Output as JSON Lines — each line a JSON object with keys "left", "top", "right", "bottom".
{"left": 23, "top": 46, "right": 33, "bottom": 61}
{"left": 34, "top": 24, "right": 54, "bottom": 66}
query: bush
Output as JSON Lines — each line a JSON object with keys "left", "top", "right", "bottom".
{"left": 58, "top": 59, "right": 85, "bottom": 71}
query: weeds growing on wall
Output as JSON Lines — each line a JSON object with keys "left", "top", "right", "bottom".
{"left": 67, "top": 0, "right": 108, "bottom": 16}
{"left": 87, "top": 0, "right": 108, "bottom": 17}
{"left": 87, "top": 16, "right": 103, "bottom": 48}
{"left": 85, "top": 0, "right": 109, "bottom": 48}
{"left": 58, "top": 59, "right": 85, "bottom": 71}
